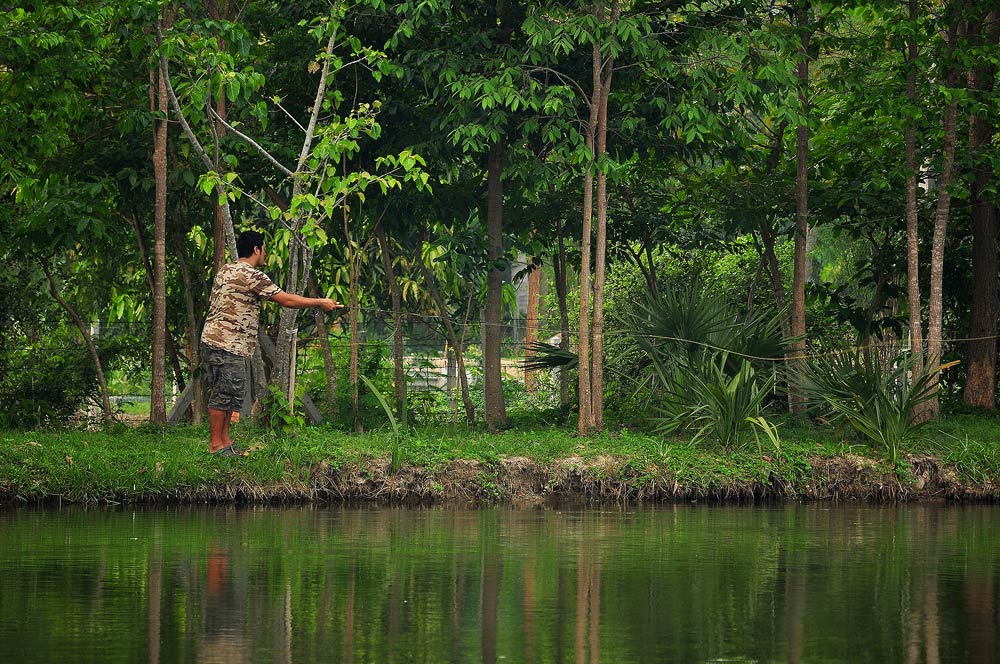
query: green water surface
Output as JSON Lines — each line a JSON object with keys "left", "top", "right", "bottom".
{"left": 0, "top": 504, "right": 997, "bottom": 663}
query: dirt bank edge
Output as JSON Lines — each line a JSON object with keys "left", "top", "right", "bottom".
{"left": 4, "top": 452, "right": 994, "bottom": 505}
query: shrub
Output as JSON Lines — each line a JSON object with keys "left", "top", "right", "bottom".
{"left": 0, "top": 329, "right": 98, "bottom": 428}
{"left": 657, "top": 353, "right": 779, "bottom": 451}
{"left": 802, "top": 345, "right": 939, "bottom": 463}
{"left": 614, "top": 282, "right": 785, "bottom": 446}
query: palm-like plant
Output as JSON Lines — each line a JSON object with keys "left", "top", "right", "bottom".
{"left": 657, "top": 353, "right": 778, "bottom": 450}
{"left": 802, "top": 346, "right": 941, "bottom": 463}
{"left": 625, "top": 285, "right": 786, "bottom": 384}
{"left": 614, "top": 283, "right": 785, "bottom": 450}
{"left": 520, "top": 341, "right": 578, "bottom": 372}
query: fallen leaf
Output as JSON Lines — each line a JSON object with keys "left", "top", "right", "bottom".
{"left": 155, "top": 461, "right": 164, "bottom": 474}
{"left": 65, "top": 455, "right": 73, "bottom": 466}
{"left": 26, "top": 442, "right": 41, "bottom": 448}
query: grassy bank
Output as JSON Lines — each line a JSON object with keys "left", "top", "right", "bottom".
{"left": 1, "top": 415, "right": 999, "bottom": 505}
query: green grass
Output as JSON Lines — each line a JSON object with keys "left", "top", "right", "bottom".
{"left": 0, "top": 414, "right": 997, "bottom": 504}
{"left": 914, "top": 414, "right": 1000, "bottom": 486}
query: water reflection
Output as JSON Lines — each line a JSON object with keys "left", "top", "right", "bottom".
{"left": 0, "top": 505, "right": 998, "bottom": 663}
{"left": 200, "top": 544, "right": 251, "bottom": 664}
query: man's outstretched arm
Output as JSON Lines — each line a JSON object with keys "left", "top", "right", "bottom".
{"left": 271, "top": 291, "right": 342, "bottom": 311}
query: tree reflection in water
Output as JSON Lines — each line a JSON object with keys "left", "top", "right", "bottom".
{"left": 1, "top": 505, "right": 999, "bottom": 663}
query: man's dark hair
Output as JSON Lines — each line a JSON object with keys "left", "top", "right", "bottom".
{"left": 236, "top": 230, "right": 265, "bottom": 258}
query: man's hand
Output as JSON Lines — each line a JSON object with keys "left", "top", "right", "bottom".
{"left": 316, "top": 298, "right": 344, "bottom": 312}
{"left": 272, "top": 291, "right": 345, "bottom": 311}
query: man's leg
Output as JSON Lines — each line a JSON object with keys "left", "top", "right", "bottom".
{"left": 209, "top": 408, "right": 231, "bottom": 453}
{"left": 205, "top": 344, "right": 244, "bottom": 454}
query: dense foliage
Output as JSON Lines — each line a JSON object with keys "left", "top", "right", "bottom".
{"left": 1, "top": 1, "right": 998, "bottom": 460}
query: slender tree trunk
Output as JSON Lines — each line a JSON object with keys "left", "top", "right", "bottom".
{"left": 130, "top": 214, "right": 185, "bottom": 393}
{"left": 417, "top": 238, "right": 475, "bottom": 424}
{"left": 524, "top": 257, "right": 541, "bottom": 394}
{"left": 624, "top": 245, "right": 655, "bottom": 296}
{"left": 904, "top": 0, "right": 926, "bottom": 420}
{"left": 150, "top": 44, "right": 169, "bottom": 425}
{"left": 861, "top": 242, "right": 891, "bottom": 347}
{"left": 591, "top": 5, "right": 616, "bottom": 432}
{"left": 207, "top": 0, "right": 232, "bottom": 271}
{"left": 275, "top": 231, "right": 302, "bottom": 396}
{"left": 577, "top": 163, "right": 594, "bottom": 434}
{"left": 962, "top": 9, "right": 999, "bottom": 410}
{"left": 789, "top": 3, "right": 811, "bottom": 416}
{"left": 760, "top": 223, "right": 790, "bottom": 332}
{"left": 175, "top": 237, "right": 204, "bottom": 424}
{"left": 577, "top": 40, "right": 601, "bottom": 436}
{"left": 554, "top": 218, "right": 571, "bottom": 408}
{"left": 376, "top": 222, "right": 406, "bottom": 420}
{"left": 42, "top": 261, "right": 113, "bottom": 427}
{"left": 210, "top": 88, "right": 228, "bottom": 270}
{"left": 157, "top": 29, "right": 237, "bottom": 262}
{"left": 309, "top": 276, "right": 338, "bottom": 411}
{"left": 758, "top": 121, "right": 791, "bottom": 348}
{"left": 485, "top": 142, "right": 508, "bottom": 430}
{"left": 926, "top": 21, "right": 963, "bottom": 420}
{"left": 644, "top": 242, "right": 658, "bottom": 298}
{"left": 272, "top": 30, "right": 339, "bottom": 398}
{"left": 345, "top": 206, "right": 361, "bottom": 432}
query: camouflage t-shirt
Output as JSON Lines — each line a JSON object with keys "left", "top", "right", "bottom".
{"left": 201, "top": 261, "right": 282, "bottom": 357}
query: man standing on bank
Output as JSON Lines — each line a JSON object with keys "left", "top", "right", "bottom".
{"left": 201, "top": 230, "right": 341, "bottom": 456}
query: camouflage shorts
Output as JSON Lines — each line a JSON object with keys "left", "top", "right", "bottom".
{"left": 202, "top": 344, "right": 246, "bottom": 412}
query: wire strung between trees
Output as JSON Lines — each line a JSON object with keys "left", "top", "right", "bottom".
{"left": 16, "top": 302, "right": 994, "bottom": 365}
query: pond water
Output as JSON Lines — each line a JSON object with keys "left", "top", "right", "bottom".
{"left": 0, "top": 504, "right": 997, "bottom": 663}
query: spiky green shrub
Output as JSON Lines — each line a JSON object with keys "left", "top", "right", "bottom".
{"left": 611, "top": 284, "right": 785, "bottom": 444}
{"left": 802, "top": 346, "right": 938, "bottom": 463}
{"left": 657, "top": 352, "right": 779, "bottom": 450}
{"left": 624, "top": 284, "right": 786, "bottom": 384}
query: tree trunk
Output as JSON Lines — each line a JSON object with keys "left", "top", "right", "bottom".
{"left": 129, "top": 213, "right": 186, "bottom": 394}
{"left": 376, "top": 222, "right": 406, "bottom": 420}
{"left": 272, "top": 31, "right": 339, "bottom": 399}
{"left": 554, "top": 218, "right": 571, "bottom": 408}
{"left": 904, "top": 0, "right": 926, "bottom": 420}
{"left": 416, "top": 239, "right": 475, "bottom": 424}
{"left": 42, "top": 261, "right": 113, "bottom": 427}
{"left": 274, "top": 231, "right": 303, "bottom": 397}
{"left": 962, "top": 9, "right": 999, "bottom": 410}
{"left": 345, "top": 207, "right": 361, "bottom": 432}
{"left": 926, "top": 21, "right": 963, "bottom": 420}
{"left": 861, "top": 241, "right": 891, "bottom": 347}
{"left": 484, "top": 142, "right": 508, "bottom": 430}
{"left": 789, "top": 3, "right": 811, "bottom": 416}
{"left": 577, "top": 37, "right": 602, "bottom": 436}
{"left": 524, "top": 256, "right": 541, "bottom": 394}
{"left": 591, "top": 4, "right": 617, "bottom": 432}
{"left": 644, "top": 242, "right": 658, "bottom": 298}
{"left": 150, "top": 47, "right": 169, "bottom": 425}
{"left": 309, "top": 276, "right": 338, "bottom": 411}
{"left": 758, "top": 121, "right": 791, "bottom": 357}
{"left": 174, "top": 237, "right": 204, "bottom": 424}
{"left": 207, "top": 0, "right": 231, "bottom": 271}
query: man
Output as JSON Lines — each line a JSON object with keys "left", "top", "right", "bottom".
{"left": 201, "top": 230, "right": 341, "bottom": 456}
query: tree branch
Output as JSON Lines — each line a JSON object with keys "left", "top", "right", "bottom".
{"left": 296, "top": 26, "right": 340, "bottom": 176}
{"left": 208, "top": 106, "right": 294, "bottom": 177}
